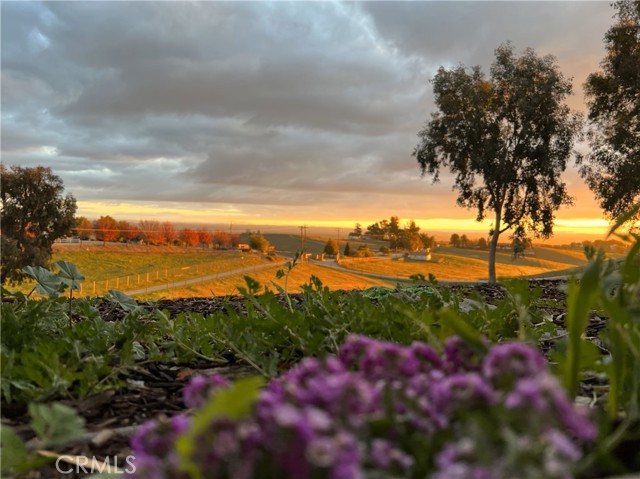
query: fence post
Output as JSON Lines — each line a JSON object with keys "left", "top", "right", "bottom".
{"left": 93, "top": 281, "right": 96, "bottom": 294}
{"left": 116, "top": 277, "right": 119, "bottom": 289}
{"left": 156, "top": 271, "right": 159, "bottom": 280}
{"left": 127, "top": 276, "right": 130, "bottom": 287}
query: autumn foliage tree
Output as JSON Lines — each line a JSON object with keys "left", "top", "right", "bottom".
{"left": 139, "top": 220, "right": 164, "bottom": 245}
{"left": 94, "top": 216, "right": 119, "bottom": 244}
{"left": 162, "top": 221, "right": 178, "bottom": 245}
{"left": 198, "top": 227, "right": 214, "bottom": 248}
{"left": 414, "top": 43, "right": 581, "bottom": 282}
{"left": 180, "top": 228, "right": 199, "bottom": 247}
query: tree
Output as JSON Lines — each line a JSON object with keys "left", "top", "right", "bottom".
{"left": 450, "top": 233, "right": 461, "bottom": 248}
{"left": 343, "top": 242, "right": 352, "bottom": 257}
{"left": 1, "top": 165, "right": 77, "bottom": 284}
{"left": 198, "top": 227, "right": 213, "bottom": 248}
{"left": 180, "top": 228, "right": 199, "bottom": 247}
{"left": 460, "top": 234, "right": 470, "bottom": 248}
{"left": 414, "top": 43, "right": 580, "bottom": 282}
{"left": 477, "top": 237, "right": 488, "bottom": 250}
{"left": 420, "top": 233, "right": 436, "bottom": 250}
{"left": 212, "top": 231, "right": 231, "bottom": 249}
{"left": 139, "top": 219, "right": 164, "bottom": 245}
{"left": 94, "top": 216, "right": 119, "bottom": 244}
{"left": 162, "top": 222, "right": 178, "bottom": 245}
{"left": 351, "top": 223, "right": 363, "bottom": 238}
{"left": 580, "top": 1, "right": 640, "bottom": 224}
{"left": 323, "top": 239, "right": 339, "bottom": 256}
{"left": 118, "top": 221, "right": 140, "bottom": 243}
{"left": 249, "top": 233, "right": 269, "bottom": 253}
{"left": 74, "top": 216, "right": 93, "bottom": 240}
{"left": 396, "top": 220, "right": 422, "bottom": 251}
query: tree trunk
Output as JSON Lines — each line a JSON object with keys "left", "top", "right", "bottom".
{"left": 488, "top": 209, "right": 502, "bottom": 283}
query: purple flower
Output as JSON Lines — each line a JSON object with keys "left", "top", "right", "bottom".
{"left": 182, "top": 373, "right": 230, "bottom": 408}
{"left": 482, "top": 342, "right": 546, "bottom": 386}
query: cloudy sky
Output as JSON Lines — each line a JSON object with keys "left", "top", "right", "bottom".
{"left": 2, "top": 1, "right": 616, "bottom": 239}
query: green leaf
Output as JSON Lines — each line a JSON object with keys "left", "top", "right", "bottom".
{"left": 29, "top": 402, "right": 87, "bottom": 447}
{"left": 563, "top": 256, "right": 602, "bottom": 397}
{"left": 55, "top": 261, "right": 85, "bottom": 290}
{"left": 0, "top": 424, "right": 28, "bottom": 473}
{"left": 22, "top": 266, "right": 64, "bottom": 296}
{"left": 106, "top": 289, "right": 139, "bottom": 313}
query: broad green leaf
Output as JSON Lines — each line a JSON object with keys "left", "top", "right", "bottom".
{"left": 0, "top": 424, "right": 28, "bottom": 472}
{"left": 29, "top": 402, "right": 87, "bottom": 447}
{"left": 106, "top": 289, "right": 139, "bottom": 313}
{"left": 22, "top": 266, "right": 64, "bottom": 296}
{"left": 55, "top": 261, "right": 85, "bottom": 290}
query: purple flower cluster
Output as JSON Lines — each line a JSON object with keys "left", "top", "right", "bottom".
{"left": 128, "top": 336, "right": 595, "bottom": 479}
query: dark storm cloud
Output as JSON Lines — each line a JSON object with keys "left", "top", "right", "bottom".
{"left": 1, "top": 1, "right": 614, "bottom": 221}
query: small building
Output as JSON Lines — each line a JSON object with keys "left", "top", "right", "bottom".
{"left": 409, "top": 249, "right": 432, "bottom": 261}
{"left": 237, "top": 243, "right": 251, "bottom": 252}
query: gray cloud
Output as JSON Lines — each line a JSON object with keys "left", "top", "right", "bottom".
{"left": 1, "top": 1, "right": 614, "bottom": 225}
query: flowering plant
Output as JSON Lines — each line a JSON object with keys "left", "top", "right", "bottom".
{"left": 129, "top": 335, "right": 594, "bottom": 479}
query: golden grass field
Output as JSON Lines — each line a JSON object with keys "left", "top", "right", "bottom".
{"left": 134, "top": 262, "right": 396, "bottom": 300}
{"left": 10, "top": 242, "right": 596, "bottom": 299}
{"left": 339, "top": 247, "right": 586, "bottom": 281}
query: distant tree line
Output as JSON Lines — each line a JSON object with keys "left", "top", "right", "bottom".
{"left": 350, "top": 217, "right": 436, "bottom": 252}
{"left": 73, "top": 215, "right": 241, "bottom": 249}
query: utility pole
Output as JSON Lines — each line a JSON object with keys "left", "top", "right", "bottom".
{"left": 300, "top": 225, "right": 305, "bottom": 261}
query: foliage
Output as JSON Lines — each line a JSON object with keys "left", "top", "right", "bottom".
{"left": 343, "top": 242, "right": 352, "bottom": 257}
{"left": 130, "top": 336, "right": 594, "bottom": 479}
{"left": 0, "top": 165, "right": 77, "bottom": 284}
{"left": 450, "top": 233, "right": 461, "bottom": 248}
{"left": 249, "top": 233, "right": 270, "bottom": 253}
{"left": 180, "top": 228, "right": 200, "bottom": 247}
{"left": 414, "top": 43, "right": 581, "bottom": 282}
{"left": 580, "top": 1, "right": 640, "bottom": 224}
{"left": 73, "top": 216, "right": 93, "bottom": 240}
{"left": 323, "top": 239, "right": 339, "bottom": 256}
{"left": 1, "top": 402, "right": 87, "bottom": 477}
{"left": 94, "top": 215, "right": 119, "bottom": 244}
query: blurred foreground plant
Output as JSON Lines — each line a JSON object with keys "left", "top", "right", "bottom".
{"left": 129, "top": 336, "right": 594, "bottom": 479}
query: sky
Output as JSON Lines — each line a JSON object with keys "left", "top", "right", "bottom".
{"left": 1, "top": 1, "right": 617, "bottom": 241}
